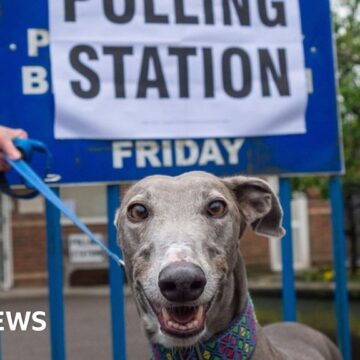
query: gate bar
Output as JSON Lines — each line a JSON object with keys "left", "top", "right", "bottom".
{"left": 45, "top": 187, "right": 66, "bottom": 360}
{"left": 279, "top": 177, "right": 297, "bottom": 321}
{"left": 329, "top": 176, "right": 351, "bottom": 360}
{"left": 107, "top": 185, "right": 127, "bottom": 360}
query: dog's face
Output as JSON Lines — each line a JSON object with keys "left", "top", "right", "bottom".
{"left": 116, "top": 172, "right": 284, "bottom": 348}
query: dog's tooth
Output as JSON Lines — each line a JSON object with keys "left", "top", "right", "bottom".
{"left": 168, "top": 321, "right": 178, "bottom": 329}
{"left": 186, "top": 321, "right": 195, "bottom": 329}
{"left": 162, "top": 308, "right": 170, "bottom": 321}
{"left": 193, "top": 320, "right": 199, "bottom": 327}
{"left": 195, "top": 306, "right": 204, "bottom": 321}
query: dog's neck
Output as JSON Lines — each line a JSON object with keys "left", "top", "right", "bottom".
{"left": 205, "top": 249, "right": 249, "bottom": 336}
{"left": 150, "top": 294, "right": 257, "bottom": 360}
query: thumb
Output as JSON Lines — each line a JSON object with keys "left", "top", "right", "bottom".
{"left": 2, "top": 139, "right": 22, "bottom": 160}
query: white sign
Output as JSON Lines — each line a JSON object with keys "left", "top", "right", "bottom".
{"left": 68, "top": 233, "right": 105, "bottom": 264}
{"left": 50, "top": 0, "right": 307, "bottom": 139}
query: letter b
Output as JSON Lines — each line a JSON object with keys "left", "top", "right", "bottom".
{"left": 22, "top": 66, "right": 49, "bottom": 95}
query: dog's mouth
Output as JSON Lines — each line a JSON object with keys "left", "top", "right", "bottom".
{"left": 137, "top": 283, "right": 212, "bottom": 339}
{"left": 155, "top": 304, "right": 209, "bottom": 338}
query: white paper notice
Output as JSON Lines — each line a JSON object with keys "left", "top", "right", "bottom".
{"left": 49, "top": 0, "right": 308, "bottom": 139}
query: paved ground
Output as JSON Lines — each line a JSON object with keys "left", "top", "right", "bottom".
{"left": 1, "top": 285, "right": 359, "bottom": 359}
{"left": 1, "top": 290, "right": 149, "bottom": 360}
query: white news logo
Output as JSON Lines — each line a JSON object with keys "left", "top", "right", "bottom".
{"left": 0, "top": 311, "right": 47, "bottom": 332}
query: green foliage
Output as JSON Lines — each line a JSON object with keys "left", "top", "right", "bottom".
{"left": 293, "top": 0, "right": 360, "bottom": 196}
{"left": 336, "top": 0, "right": 360, "bottom": 194}
{"left": 292, "top": 176, "right": 329, "bottom": 198}
{"left": 296, "top": 267, "right": 360, "bottom": 283}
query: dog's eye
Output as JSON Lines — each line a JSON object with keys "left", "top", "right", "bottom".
{"left": 128, "top": 204, "right": 149, "bottom": 221}
{"left": 207, "top": 200, "right": 227, "bottom": 218}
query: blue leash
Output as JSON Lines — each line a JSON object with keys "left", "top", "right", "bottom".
{"left": 3, "top": 139, "right": 125, "bottom": 268}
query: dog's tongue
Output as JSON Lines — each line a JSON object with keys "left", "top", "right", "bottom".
{"left": 168, "top": 307, "right": 196, "bottom": 325}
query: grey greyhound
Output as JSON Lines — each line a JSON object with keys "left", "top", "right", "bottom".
{"left": 115, "top": 171, "right": 342, "bottom": 360}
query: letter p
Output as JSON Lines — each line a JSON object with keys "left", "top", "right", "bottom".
{"left": 27, "top": 29, "right": 49, "bottom": 57}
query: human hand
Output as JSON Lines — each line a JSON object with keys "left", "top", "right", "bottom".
{"left": 0, "top": 126, "right": 28, "bottom": 171}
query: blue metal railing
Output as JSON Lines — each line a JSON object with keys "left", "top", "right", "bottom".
{"left": 45, "top": 187, "right": 66, "bottom": 360}
{"left": 107, "top": 185, "right": 127, "bottom": 360}
{"left": 44, "top": 185, "right": 127, "bottom": 360}
{"left": 330, "top": 177, "right": 352, "bottom": 360}
{"left": 279, "top": 176, "right": 351, "bottom": 360}
{"left": 279, "top": 178, "right": 297, "bottom": 322}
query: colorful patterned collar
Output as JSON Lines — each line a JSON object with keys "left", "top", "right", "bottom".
{"left": 151, "top": 295, "right": 257, "bottom": 360}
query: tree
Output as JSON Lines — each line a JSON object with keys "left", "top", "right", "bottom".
{"left": 336, "top": 0, "right": 360, "bottom": 194}
{"left": 293, "top": 0, "right": 360, "bottom": 197}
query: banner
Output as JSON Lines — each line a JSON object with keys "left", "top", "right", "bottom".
{"left": 49, "top": 0, "right": 308, "bottom": 139}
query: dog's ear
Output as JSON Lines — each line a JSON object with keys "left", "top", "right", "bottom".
{"left": 223, "top": 176, "right": 285, "bottom": 238}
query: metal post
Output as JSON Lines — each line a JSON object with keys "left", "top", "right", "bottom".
{"left": 279, "top": 177, "right": 297, "bottom": 321}
{"left": 45, "top": 187, "right": 66, "bottom": 360}
{"left": 107, "top": 185, "right": 127, "bottom": 360}
{"left": 329, "top": 176, "right": 352, "bottom": 360}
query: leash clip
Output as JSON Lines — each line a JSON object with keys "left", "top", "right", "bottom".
{"left": 0, "top": 138, "right": 60, "bottom": 199}
{"left": 13, "top": 138, "right": 47, "bottom": 162}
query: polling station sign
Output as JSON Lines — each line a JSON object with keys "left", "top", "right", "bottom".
{"left": 0, "top": 0, "right": 343, "bottom": 183}
{"left": 49, "top": 0, "right": 308, "bottom": 140}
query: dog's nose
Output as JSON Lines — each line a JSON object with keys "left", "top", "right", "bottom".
{"left": 158, "top": 262, "right": 207, "bottom": 302}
